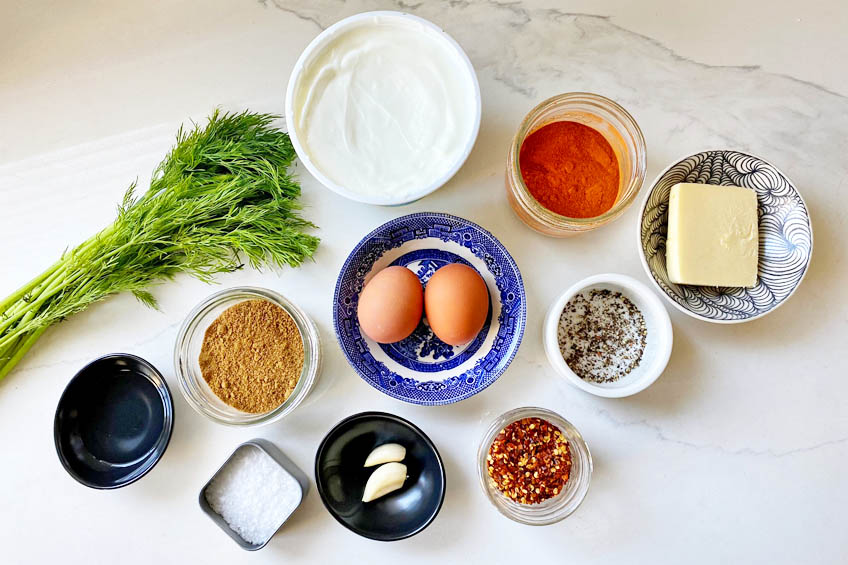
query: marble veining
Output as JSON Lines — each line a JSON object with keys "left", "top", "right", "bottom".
{"left": 1, "top": 1, "right": 846, "bottom": 563}
{"left": 265, "top": 0, "right": 848, "bottom": 456}
{"left": 594, "top": 407, "right": 848, "bottom": 459}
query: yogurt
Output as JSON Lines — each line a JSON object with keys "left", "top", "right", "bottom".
{"left": 288, "top": 13, "right": 479, "bottom": 203}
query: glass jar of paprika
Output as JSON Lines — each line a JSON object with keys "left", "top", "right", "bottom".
{"left": 506, "top": 92, "right": 646, "bottom": 236}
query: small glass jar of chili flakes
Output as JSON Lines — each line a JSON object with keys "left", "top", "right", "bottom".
{"left": 477, "top": 407, "right": 592, "bottom": 525}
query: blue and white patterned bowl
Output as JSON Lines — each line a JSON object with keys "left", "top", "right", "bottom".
{"left": 334, "top": 212, "right": 526, "bottom": 405}
{"left": 638, "top": 150, "right": 813, "bottom": 323}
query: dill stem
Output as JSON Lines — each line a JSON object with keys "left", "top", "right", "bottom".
{"left": 0, "top": 261, "right": 61, "bottom": 315}
{"left": 0, "top": 263, "right": 75, "bottom": 335}
{"left": 0, "top": 229, "right": 182, "bottom": 339}
{"left": 0, "top": 229, "right": 129, "bottom": 331}
{"left": 1, "top": 262, "right": 71, "bottom": 318}
{"left": 0, "top": 234, "right": 148, "bottom": 353}
{"left": 0, "top": 326, "right": 47, "bottom": 381}
{"left": 0, "top": 334, "right": 22, "bottom": 364}
{"left": 0, "top": 228, "right": 109, "bottom": 321}
{"left": 0, "top": 310, "right": 39, "bottom": 350}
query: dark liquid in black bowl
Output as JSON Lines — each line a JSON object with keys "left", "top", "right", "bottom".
{"left": 55, "top": 355, "right": 171, "bottom": 488}
{"left": 77, "top": 374, "right": 163, "bottom": 467}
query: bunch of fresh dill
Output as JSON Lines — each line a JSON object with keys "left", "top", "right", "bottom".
{"left": 0, "top": 110, "right": 319, "bottom": 380}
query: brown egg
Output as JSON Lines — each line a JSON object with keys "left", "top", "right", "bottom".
{"left": 357, "top": 266, "right": 423, "bottom": 343}
{"left": 424, "top": 263, "right": 489, "bottom": 346}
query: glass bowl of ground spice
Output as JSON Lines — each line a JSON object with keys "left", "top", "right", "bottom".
{"left": 506, "top": 92, "right": 646, "bottom": 236}
{"left": 477, "top": 407, "right": 592, "bottom": 525}
{"left": 174, "top": 287, "right": 321, "bottom": 426}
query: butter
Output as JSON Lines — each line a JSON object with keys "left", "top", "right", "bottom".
{"left": 666, "top": 183, "right": 758, "bottom": 287}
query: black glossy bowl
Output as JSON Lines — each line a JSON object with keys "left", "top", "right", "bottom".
{"left": 315, "top": 412, "right": 446, "bottom": 541}
{"left": 54, "top": 354, "right": 174, "bottom": 489}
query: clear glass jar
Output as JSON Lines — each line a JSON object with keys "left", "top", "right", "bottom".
{"left": 174, "top": 287, "right": 321, "bottom": 426}
{"left": 477, "top": 407, "right": 592, "bottom": 525}
{"left": 506, "top": 92, "right": 647, "bottom": 236}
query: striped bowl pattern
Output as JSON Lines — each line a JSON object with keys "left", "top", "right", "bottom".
{"left": 638, "top": 150, "right": 813, "bottom": 323}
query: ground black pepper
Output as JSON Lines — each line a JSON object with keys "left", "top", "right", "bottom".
{"left": 557, "top": 288, "right": 647, "bottom": 383}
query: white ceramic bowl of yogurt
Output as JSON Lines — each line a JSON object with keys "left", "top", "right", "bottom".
{"left": 285, "top": 11, "right": 481, "bottom": 206}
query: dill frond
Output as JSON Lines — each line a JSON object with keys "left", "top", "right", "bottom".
{"left": 0, "top": 110, "right": 319, "bottom": 380}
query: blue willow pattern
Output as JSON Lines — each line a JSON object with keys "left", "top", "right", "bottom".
{"left": 333, "top": 213, "right": 525, "bottom": 405}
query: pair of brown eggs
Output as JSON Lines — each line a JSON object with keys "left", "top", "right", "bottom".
{"left": 357, "top": 264, "right": 490, "bottom": 346}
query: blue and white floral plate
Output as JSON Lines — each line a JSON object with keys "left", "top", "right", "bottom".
{"left": 638, "top": 150, "right": 813, "bottom": 323}
{"left": 333, "top": 212, "right": 526, "bottom": 405}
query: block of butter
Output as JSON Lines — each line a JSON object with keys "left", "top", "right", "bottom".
{"left": 666, "top": 183, "right": 758, "bottom": 287}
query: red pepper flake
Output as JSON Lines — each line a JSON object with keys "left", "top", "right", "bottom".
{"left": 486, "top": 417, "right": 572, "bottom": 505}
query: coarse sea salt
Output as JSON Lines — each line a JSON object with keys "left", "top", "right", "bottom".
{"left": 557, "top": 288, "right": 647, "bottom": 384}
{"left": 205, "top": 445, "right": 302, "bottom": 545}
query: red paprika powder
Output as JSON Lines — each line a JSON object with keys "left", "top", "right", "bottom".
{"left": 519, "top": 121, "right": 619, "bottom": 218}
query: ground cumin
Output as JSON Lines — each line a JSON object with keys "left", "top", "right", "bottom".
{"left": 199, "top": 299, "right": 304, "bottom": 413}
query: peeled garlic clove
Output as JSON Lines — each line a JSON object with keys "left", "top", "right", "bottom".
{"left": 364, "top": 443, "right": 406, "bottom": 467}
{"left": 362, "top": 462, "right": 407, "bottom": 502}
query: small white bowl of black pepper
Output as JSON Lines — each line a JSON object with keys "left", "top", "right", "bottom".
{"left": 543, "top": 273, "right": 672, "bottom": 398}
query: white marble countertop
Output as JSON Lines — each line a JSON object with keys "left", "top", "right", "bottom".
{"left": 1, "top": 1, "right": 846, "bottom": 563}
